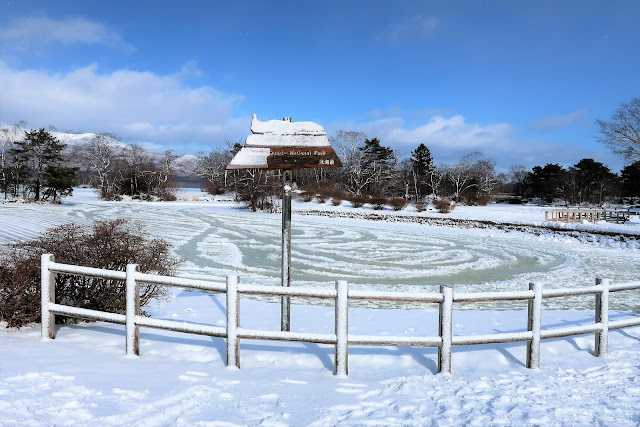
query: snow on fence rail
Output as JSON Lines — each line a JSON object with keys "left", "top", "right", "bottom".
{"left": 545, "top": 209, "right": 630, "bottom": 223}
{"left": 40, "top": 254, "right": 640, "bottom": 375}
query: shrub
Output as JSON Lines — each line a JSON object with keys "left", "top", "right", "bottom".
{"left": 434, "top": 199, "right": 454, "bottom": 213}
{"left": 316, "top": 194, "right": 328, "bottom": 203}
{"left": 370, "top": 196, "right": 387, "bottom": 210}
{"left": 0, "top": 219, "right": 182, "bottom": 328}
{"left": 299, "top": 191, "right": 315, "bottom": 202}
{"left": 414, "top": 201, "right": 428, "bottom": 212}
{"left": 157, "top": 188, "right": 177, "bottom": 201}
{"left": 474, "top": 194, "right": 491, "bottom": 206}
{"left": 203, "top": 181, "right": 220, "bottom": 196}
{"left": 331, "top": 197, "right": 342, "bottom": 206}
{"left": 389, "top": 198, "right": 408, "bottom": 211}
{"left": 348, "top": 195, "right": 368, "bottom": 208}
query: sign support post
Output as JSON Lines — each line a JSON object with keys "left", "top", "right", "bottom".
{"left": 281, "top": 169, "right": 293, "bottom": 331}
{"left": 227, "top": 115, "right": 342, "bottom": 333}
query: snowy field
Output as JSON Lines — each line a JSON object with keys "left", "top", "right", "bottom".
{"left": 1, "top": 188, "right": 640, "bottom": 425}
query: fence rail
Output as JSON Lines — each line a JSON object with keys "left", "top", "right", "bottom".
{"left": 40, "top": 254, "right": 640, "bottom": 376}
{"left": 545, "top": 209, "right": 630, "bottom": 223}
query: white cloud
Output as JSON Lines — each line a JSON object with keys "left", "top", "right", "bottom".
{"left": 0, "top": 16, "right": 134, "bottom": 51}
{"left": 330, "top": 115, "right": 513, "bottom": 159}
{"left": 388, "top": 16, "right": 439, "bottom": 42}
{"left": 0, "top": 61, "right": 247, "bottom": 153}
{"left": 528, "top": 109, "right": 588, "bottom": 132}
{"left": 326, "top": 114, "right": 617, "bottom": 170}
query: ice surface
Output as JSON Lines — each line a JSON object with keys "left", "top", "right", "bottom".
{"left": 2, "top": 188, "right": 640, "bottom": 310}
{"left": 2, "top": 188, "right": 640, "bottom": 424}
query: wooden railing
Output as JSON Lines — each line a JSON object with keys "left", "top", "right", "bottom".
{"left": 40, "top": 254, "right": 640, "bottom": 375}
{"left": 545, "top": 209, "right": 630, "bottom": 223}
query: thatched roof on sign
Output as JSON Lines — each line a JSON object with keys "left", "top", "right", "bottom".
{"left": 244, "top": 114, "right": 331, "bottom": 148}
{"left": 226, "top": 115, "right": 342, "bottom": 170}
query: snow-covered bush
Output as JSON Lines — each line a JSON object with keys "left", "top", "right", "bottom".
{"left": 414, "top": 201, "right": 428, "bottom": 212}
{"left": 370, "top": 196, "right": 387, "bottom": 210}
{"left": 389, "top": 198, "right": 408, "bottom": 211}
{"left": 299, "top": 191, "right": 315, "bottom": 202}
{"left": 434, "top": 199, "right": 454, "bottom": 213}
{"left": 0, "top": 219, "right": 182, "bottom": 328}
{"left": 348, "top": 196, "right": 368, "bottom": 208}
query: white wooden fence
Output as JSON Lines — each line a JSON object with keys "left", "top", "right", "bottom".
{"left": 40, "top": 254, "right": 640, "bottom": 375}
{"left": 545, "top": 209, "right": 630, "bottom": 223}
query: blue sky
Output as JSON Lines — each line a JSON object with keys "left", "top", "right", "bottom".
{"left": 1, "top": 1, "right": 639, "bottom": 171}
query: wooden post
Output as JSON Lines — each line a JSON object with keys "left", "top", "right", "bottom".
{"left": 595, "top": 278, "right": 609, "bottom": 356}
{"left": 226, "top": 275, "right": 240, "bottom": 368}
{"left": 334, "top": 280, "right": 349, "bottom": 376}
{"left": 41, "top": 254, "right": 55, "bottom": 340}
{"left": 125, "top": 264, "right": 140, "bottom": 356}
{"left": 526, "top": 282, "right": 542, "bottom": 369}
{"left": 438, "top": 285, "right": 453, "bottom": 373}
{"left": 281, "top": 169, "right": 293, "bottom": 332}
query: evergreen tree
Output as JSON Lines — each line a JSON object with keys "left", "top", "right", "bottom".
{"left": 358, "top": 137, "right": 397, "bottom": 196}
{"left": 569, "top": 158, "right": 618, "bottom": 205}
{"left": 524, "top": 164, "right": 568, "bottom": 203}
{"left": 9, "top": 129, "right": 73, "bottom": 201}
{"left": 621, "top": 161, "right": 640, "bottom": 200}
{"left": 410, "top": 143, "right": 434, "bottom": 200}
{"left": 43, "top": 165, "right": 79, "bottom": 202}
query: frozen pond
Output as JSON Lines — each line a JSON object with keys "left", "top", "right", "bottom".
{"left": 1, "top": 190, "right": 639, "bottom": 310}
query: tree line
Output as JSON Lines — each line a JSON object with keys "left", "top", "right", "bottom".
{"left": 2, "top": 97, "right": 639, "bottom": 207}
{"left": 1, "top": 124, "right": 179, "bottom": 202}
{"left": 201, "top": 131, "right": 640, "bottom": 210}
{"left": 189, "top": 97, "right": 640, "bottom": 210}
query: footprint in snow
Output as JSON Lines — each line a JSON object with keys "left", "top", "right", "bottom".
{"left": 358, "top": 389, "right": 383, "bottom": 400}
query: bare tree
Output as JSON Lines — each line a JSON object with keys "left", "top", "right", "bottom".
{"left": 121, "top": 144, "right": 150, "bottom": 196}
{"left": 78, "top": 133, "right": 121, "bottom": 198}
{"left": 331, "top": 130, "right": 367, "bottom": 194}
{"left": 469, "top": 154, "right": 497, "bottom": 197}
{"left": 0, "top": 121, "right": 26, "bottom": 199}
{"left": 445, "top": 155, "right": 477, "bottom": 202}
{"left": 509, "top": 165, "right": 528, "bottom": 196}
{"left": 429, "top": 166, "right": 445, "bottom": 200}
{"left": 193, "top": 147, "right": 231, "bottom": 193}
{"left": 596, "top": 97, "right": 640, "bottom": 162}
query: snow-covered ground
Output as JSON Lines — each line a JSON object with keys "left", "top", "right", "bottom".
{"left": 1, "top": 189, "right": 640, "bottom": 425}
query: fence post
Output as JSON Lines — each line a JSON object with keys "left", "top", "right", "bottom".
{"left": 526, "top": 282, "right": 542, "bottom": 369}
{"left": 226, "top": 275, "right": 240, "bottom": 368}
{"left": 438, "top": 285, "right": 453, "bottom": 374}
{"left": 595, "top": 278, "right": 609, "bottom": 356}
{"left": 41, "top": 254, "right": 56, "bottom": 340}
{"left": 126, "top": 264, "right": 140, "bottom": 356}
{"left": 335, "top": 280, "right": 349, "bottom": 376}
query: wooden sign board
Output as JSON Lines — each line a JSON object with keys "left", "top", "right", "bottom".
{"left": 227, "top": 115, "right": 343, "bottom": 170}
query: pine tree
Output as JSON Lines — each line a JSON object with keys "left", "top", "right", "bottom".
{"left": 410, "top": 143, "right": 434, "bottom": 200}
{"left": 9, "top": 128, "right": 75, "bottom": 201}
{"left": 357, "top": 137, "right": 397, "bottom": 196}
{"left": 621, "top": 161, "right": 640, "bottom": 199}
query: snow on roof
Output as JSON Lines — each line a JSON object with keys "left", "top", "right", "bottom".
{"left": 226, "top": 147, "right": 270, "bottom": 169}
{"left": 245, "top": 133, "right": 330, "bottom": 147}
{"left": 250, "top": 114, "right": 326, "bottom": 136}
{"left": 245, "top": 114, "right": 331, "bottom": 148}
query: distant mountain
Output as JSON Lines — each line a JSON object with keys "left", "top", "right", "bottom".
{"left": 1, "top": 124, "right": 199, "bottom": 174}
